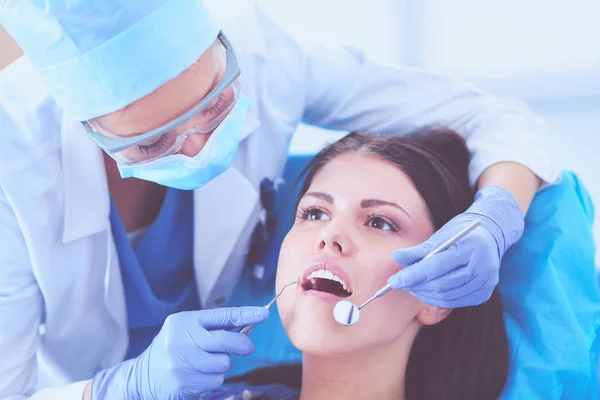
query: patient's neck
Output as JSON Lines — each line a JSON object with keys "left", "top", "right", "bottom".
{"left": 299, "top": 325, "right": 418, "bottom": 400}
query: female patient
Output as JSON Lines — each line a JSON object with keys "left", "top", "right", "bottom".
{"left": 209, "top": 128, "right": 509, "bottom": 399}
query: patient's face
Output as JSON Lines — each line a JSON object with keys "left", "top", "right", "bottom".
{"left": 276, "top": 152, "right": 436, "bottom": 357}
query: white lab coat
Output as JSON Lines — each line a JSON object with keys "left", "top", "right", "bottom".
{"left": 0, "top": 1, "right": 559, "bottom": 398}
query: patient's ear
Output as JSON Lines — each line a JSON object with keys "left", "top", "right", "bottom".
{"left": 416, "top": 305, "right": 451, "bottom": 326}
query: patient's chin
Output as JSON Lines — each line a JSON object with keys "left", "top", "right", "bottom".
{"left": 288, "top": 324, "right": 352, "bottom": 357}
{"left": 282, "top": 300, "right": 357, "bottom": 357}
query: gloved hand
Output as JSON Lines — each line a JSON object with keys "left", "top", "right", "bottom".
{"left": 388, "top": 185, "right": 524, "bottom": 308}
{"left": 91, "top": 307, "right": 268, "bottom": 400}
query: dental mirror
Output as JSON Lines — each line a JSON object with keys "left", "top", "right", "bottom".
{"left": 333, "top": 220, "right": 480, "bottom": 326}
{"left": 333, "top": 299, "right": 360, "bottom": 326}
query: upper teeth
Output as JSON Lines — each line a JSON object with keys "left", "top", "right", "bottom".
{"left": 306, "top": 269, "right": 351, "bottom": 292}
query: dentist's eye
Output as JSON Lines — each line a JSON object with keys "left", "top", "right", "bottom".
{"left": 138, "top": 134, "right": 169, "bottom": 155}
{"left": 297, "top": 206, "right": 331, "bottom": 221}
{"left": 202, "top": 92, "right": 231, "bottom": 118}
{"left": 366, "top": 213, "right": 399, "bottom": 232}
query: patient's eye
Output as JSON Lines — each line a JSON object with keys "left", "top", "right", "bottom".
{"left": 366, "top": 214, "right": 398, "bottom": 232}
{"left": 297, "top": 206, "right": 331, "bottom": 221}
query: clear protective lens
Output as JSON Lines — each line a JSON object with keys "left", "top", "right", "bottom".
{"left": 88, "top": 39, "right": 242, "bottom": 166}
{"left": 108, "top": 78, "right": 242, "bottom": 166}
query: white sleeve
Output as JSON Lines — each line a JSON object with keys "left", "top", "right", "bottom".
{"left": 0, "top": 187, "right": 42, "bottom": 398}
{"left": 0, "top": 190, "right": 88, "bottom": 400}
{"left": 28, "top": 381, "right": 89, "bottom": 400}
{"left": 300, "top": 44, "right": 560, "bottom": 188}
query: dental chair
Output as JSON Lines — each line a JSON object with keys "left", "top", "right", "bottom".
{"left": 228, "top": 154, "right": 600, "bottom": 399}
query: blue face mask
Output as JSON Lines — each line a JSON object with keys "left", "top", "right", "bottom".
{"left": 118, "top": 95, "right": 250, "bottom": 190}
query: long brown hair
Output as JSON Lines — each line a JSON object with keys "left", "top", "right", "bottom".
{"left": 230, "top": 128, "right": 509, "bottom": 399}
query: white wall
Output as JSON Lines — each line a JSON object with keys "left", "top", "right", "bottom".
{"left": 406, "top": 1, "right": 600, "bottom": 78}
{"left": 259, "top": 0, "right": 600, "bottom": 262}
{"left": 257, "top": 0, "right": 406, "bottom": 65}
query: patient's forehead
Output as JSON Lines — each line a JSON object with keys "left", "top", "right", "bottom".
{"left": 307, "top": 152, "right": 430, "bottom": 218}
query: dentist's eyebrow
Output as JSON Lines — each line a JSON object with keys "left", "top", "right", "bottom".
{"left": 304, "top": 192, "right": 334, "bottom": 204}
{"left": 361, "top": 198, "right": 411, "bottom": 219}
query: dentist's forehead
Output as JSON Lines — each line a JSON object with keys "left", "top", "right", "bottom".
{"left": 97, "top": 42, "right": 223, "bottom": 136}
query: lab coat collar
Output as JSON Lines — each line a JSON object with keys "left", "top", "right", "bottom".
{"left": 61, "top": 115, "right": 131, "bottom": 353}
{"left": 61, "top": 116, "right": 110, "bottom": 244}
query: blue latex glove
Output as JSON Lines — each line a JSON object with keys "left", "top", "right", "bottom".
{"left": 388, "top": 185, "right": 524, "bottom": 308}
{"left": 91, "top": 307, "right": 268, "bottom": 400}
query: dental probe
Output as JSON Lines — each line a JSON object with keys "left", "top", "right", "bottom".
{"left": 239, "top": 280, "right": 298, "bottom": 334}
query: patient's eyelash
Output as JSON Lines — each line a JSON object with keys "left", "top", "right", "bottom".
{"left": 366, "top": 212, "right": 400, "bottom": 233}
{"left": 296, "top": 205, "right": 328, "bottom": 221}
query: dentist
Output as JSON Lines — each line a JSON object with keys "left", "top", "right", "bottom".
{"left": 0, "top": 0, "right": 558, "bottom": 399}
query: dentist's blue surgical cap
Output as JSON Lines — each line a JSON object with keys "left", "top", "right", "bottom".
{"left": 0, "top": 0, "right": 220, "bottom": 121}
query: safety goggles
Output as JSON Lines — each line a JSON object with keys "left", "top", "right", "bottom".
{"left": 83, "top": 33, "right": 242, "bottom": 166}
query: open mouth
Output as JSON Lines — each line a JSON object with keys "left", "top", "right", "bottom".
{"left": 301, "top": 269, "right": 353, "bottom": 298}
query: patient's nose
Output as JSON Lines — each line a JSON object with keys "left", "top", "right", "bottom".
{"left": 316, "top": 225, "right": 355, "bottom": 256}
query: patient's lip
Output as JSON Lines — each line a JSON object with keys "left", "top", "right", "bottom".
{"left": 301, "top": 258, "right": 353, "bottom": 292}
{"left": 303, "top": 288, "right": 348, "bottom": 302}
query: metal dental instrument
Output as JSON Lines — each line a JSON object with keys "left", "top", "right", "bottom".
{"left": 239, "top": 280, "right": 298, "bottom": 334}
{"left": 333, "top": 220, "right": 481, "bottom": 326}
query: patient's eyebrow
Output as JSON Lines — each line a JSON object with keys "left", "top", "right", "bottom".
{"left": 304, "top": 192, "right": 334, "bottom": 204}
{"left": 361, "top": 199, "right": 411, "bottom": 219}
